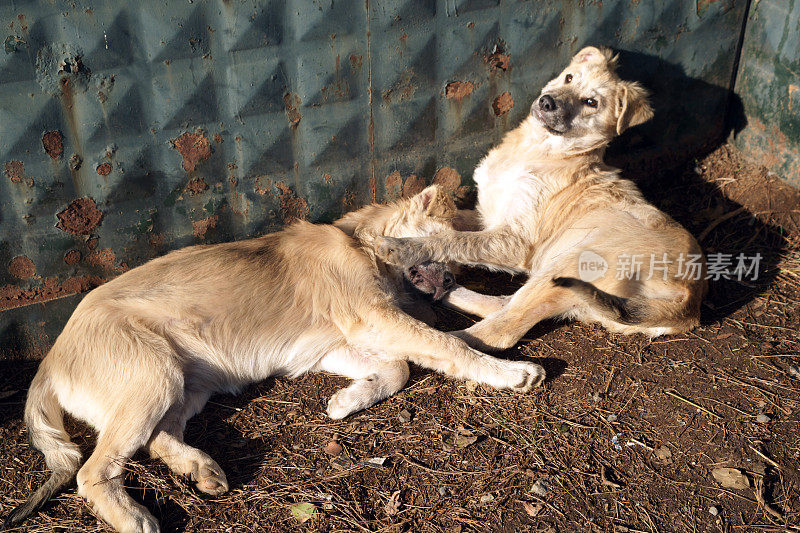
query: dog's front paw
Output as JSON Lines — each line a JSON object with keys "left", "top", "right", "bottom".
{"left": 374, "top": 236, "right": 428, "bottom": 266}
{"left": 506, "top": 361, "right": 546, "bottom": 392}
{"left": 190, "top": 458, "right": 229, "bottom": 496}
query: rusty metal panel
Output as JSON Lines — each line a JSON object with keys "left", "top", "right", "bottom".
{"left": 733, "top": 0, "right": 800, "bottom": 187}
{"left": 1, "top": 0, "right": 748, "bottom": 359}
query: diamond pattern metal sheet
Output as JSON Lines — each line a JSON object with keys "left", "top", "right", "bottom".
{"left": 0, "top": 0, "right": 746, "bottom": 358}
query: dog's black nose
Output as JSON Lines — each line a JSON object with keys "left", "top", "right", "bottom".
{"left": 539, "top": 94, "right": 557, "bottom": 112}
{"left": 442, "top": 272, "right": 455, "bottom": 291}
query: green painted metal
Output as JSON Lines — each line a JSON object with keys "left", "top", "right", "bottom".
{"left": 734, "top": 0, "right": 800, "bottom": 187}
{"left": 0, "top": 0, "right": 756, "bottom": 359}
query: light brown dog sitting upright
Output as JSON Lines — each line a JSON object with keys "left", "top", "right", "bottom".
{"left": 4, "top": 186, "right": 544, "bottom": 533}
{"left": 376, "top": 47, "right": 707, "bottom": 351}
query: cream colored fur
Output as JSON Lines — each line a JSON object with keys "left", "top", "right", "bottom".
{"left": 6, "top": 186, "right": 544, "bottom": 533}
{"left": 375, "top": 47, "right": 708, "bottom": 351}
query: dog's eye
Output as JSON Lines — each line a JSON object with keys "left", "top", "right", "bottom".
{"left": 583, "top": 98, "right": 598, "bottom": 108}
{"left": 565, "top": 74, "right": 573, "bottom": 83}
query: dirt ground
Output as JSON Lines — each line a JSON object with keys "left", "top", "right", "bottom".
{"left": 1, "top": 143, "right": 799, "bottom": 532}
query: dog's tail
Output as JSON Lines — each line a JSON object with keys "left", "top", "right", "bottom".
{"left": 552, "top": 277, "right": 644, "bottom": 325}
{"left": 3, "top": 367, "right": 81, "bottom": 530}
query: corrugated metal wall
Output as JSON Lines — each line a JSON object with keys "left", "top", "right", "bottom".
{"left": 734, "top": 0, "right": 800, "bottom": 187}
{"left": 0, "top": 0, "right": 751, "bottom": 359}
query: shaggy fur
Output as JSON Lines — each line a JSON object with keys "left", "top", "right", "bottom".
{"left": 375, "top": 47, "right": 708, "bottom": 351}
{"left": 4, "top": 186, "right": 544, "bottom": 533}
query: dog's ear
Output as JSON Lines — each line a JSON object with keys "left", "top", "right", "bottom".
{"left": 572, "top": 46, "right": 617, "bottom": 68}
{"left": 412, "top": 185, "right": 455, "bottom": 218}
{"left": 615, "top": 81, "right": 654, "bottom": 134}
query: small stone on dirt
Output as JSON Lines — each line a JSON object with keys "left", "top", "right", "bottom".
{"left": 479, "top": 494, "right": 494, "bottom": 503}
{"left": 324, "top": 441, "right": 343, "bottom": 456}
{"left": 709, "top": 506, "right": 719, "bottom": 516}
{"left": 385, "top": 490, "right": 402, "bottom": 516}
{"left": 438, "top": 486, "right": 448, "bottom": 496}
{"left": 788, "top": 365, "right": 800, "bottom": 379}
{"left": 756, "top": 413, "right": 771, "bottom": 424}
{"left": 365, "top": 457, "right": 386, "bottom": 468}
{"left": 654, "top": 446, "right": 673, "bottom": 463}
{"left": 398, "top": 409, "right": 412, "bottom": 423}
{"left": 712, "top": 467, "right": 750, "bottom": 490}
{"left": 453, "top": 433, "right": 478, "bottom": 449}
{"left": 532, "top": 476, "right": 549, "bottom": 497}
{"left": 522, "top": 502, "right": 543, "bottom": 517}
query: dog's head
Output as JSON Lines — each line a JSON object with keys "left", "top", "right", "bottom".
{"left": 334, "top": 185, "right": 457, "bottom": 299}
{"left": 531, "top": 46, "right": 654, "bottom": 152}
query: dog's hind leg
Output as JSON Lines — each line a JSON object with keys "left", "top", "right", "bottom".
{"left": 315, "top": 347, "right": 410, "bottom": 419}
{"left": 76, "top": 387, "right": 178, "bottom": 533}
{"left": 452, "top": 279, "right": 578, "bottom": 351}
{"left": 145, "top": 389, "right": 228, "bottom": 496}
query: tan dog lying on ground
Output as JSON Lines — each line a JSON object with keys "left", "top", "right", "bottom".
{"left": 4, "top": 186, "right": 544, "bottom": 533}
{"left": 376, "top": 47, "right": 707, "bottom": 351}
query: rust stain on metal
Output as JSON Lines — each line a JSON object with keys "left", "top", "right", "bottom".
{"left": 8, "top": 256, "right": 36, "bottom": 279}
{"left": 228, "top": 163, "right": 238, "bottom": 186}
{"left": 275, "top": 181, "right": 309, "bottom": 222}
{"left": 349, "top": 54, "right": 363, "bottom": 70}
{"left": 192, "top": 215, "right": 219, "bottom": 238}
{"left": 433, "top": 167, "right": 471, "bottom": 203}
{"left": 492, "top": 91, "right": 514, "bottom": 116}
{"left": 385, "top": 170, "right": 403, "bottom": 200}
{"left": 341, "top": 189, "right": 358, "bottom": 210}
{"left": 696, "top": 0, "right": 723, "bottom": 16}
{"left": 484, "top": 41, "right": 510, "bottom": 71}
{"left": 68, "top": 153, "right": 83, "bottom": 172}
{"left": 17, "top": 13, "right": 28, "bottom": 32}
{"left": 85, "top": 249, "right": 116, "bottom": 269}
{"left": 96, "top": 162, "right": 112, "bottom": 176}
{"left": 382, "top": 69, "right": 416, "bottom": 103}
{"left": 433, "top": 167, "right": 461, "bottom": 192}
{"left": 283, "top": 93, "right": 302, "bottom": 128}
{"left": 172, "top": 131, "right": 212, "bottom": 172}
{"left": 63, "top": 249, "right": 81, "bottom": 265}
{"left": 323, "top": 173, "right": 333, "bottom": 184}
{"left": 149, "top": 233, "right": 165, "bottom": 251}
{"left": 42, "top": 130, "right": 64, "bottom": 159}
{"left": 213, "top": 133, "right": 223, "bottom": 143}
{"left": 445, "top": 81, "right": 474, "bottom": 101}
{"left": 402, "top": 175, "right": 426, "bottom": 198}
{"left": 184, "top": 177, "right": 209, "bottom": 196}
{"left": 86, "top": 236, "right": 99, "bottom": 250}
{"left": 4, "top": 160, "right": 24, "bottom": 183}
{"left": 254, "top": 176, "right": 272, "bottom": 196}
{"left": 56, "top": 197, "right": 103, "bottom": 235}
{"left": 0, "top": 275, "right": 104, "bottom": 311}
